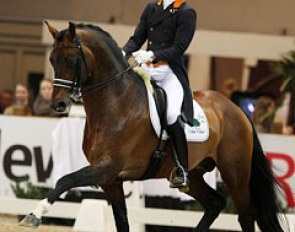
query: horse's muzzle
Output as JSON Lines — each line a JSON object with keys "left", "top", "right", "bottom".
{"left": 50, "top": 100, "right": 68, "bottom": 113}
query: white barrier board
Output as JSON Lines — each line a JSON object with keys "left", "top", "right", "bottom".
{"left": 1, "top": 115, "right": 295, "bottom": 207}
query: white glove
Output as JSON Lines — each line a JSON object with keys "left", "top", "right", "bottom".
{"left": 132, "top": 50, "right": 154, "bottom": 64}
{"left": 122, "top": 49, "right": 126, "bottom": 57}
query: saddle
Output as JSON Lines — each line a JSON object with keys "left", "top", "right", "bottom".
{"left": 150, "top": 80, "right": 167, "bottom": 129}
{"left": 141, "top": 80, "right": 168, "bottom": 179}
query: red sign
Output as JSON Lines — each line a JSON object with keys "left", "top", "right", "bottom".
{"left": 267, "top": 152, "right": 295, "bottom": 207}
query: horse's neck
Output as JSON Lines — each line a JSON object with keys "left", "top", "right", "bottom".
{"left": 83, "top": 60, "right": 148, "bottom": 129}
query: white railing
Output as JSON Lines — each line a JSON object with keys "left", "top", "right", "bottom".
{"left": 1, "top": 197, "right": 295, "bottom": 232}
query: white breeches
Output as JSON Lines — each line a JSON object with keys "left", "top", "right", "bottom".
{"left": 142, "top": 63, "right": 183, "bottom": 125}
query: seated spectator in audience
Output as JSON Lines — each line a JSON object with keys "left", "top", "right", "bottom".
{"left": 33, "top": 78, "right": 57, "bottom": 117}
{"left": 4, "top": 84, "right": 32, "bottom": 116}
{"left": 0, "top": 89, "right": 13, "bottom": 113}
{"left": 252, "top": 96, "right": 276, "bottom": 133}
{"left": 284, "top": 86, "right": 295, "bottom": 135}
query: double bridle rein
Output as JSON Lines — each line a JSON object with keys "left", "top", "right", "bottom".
{"left": 53, "top": 35, "right": 133, "bottom": 102}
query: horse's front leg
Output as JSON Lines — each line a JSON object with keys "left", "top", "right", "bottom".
{"left": 20, "top": 161, "right": 118, "bottom": 227}
{"left": 102, "top": 181, "right": 129, "bottom": 232}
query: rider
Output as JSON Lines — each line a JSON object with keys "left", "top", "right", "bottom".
{"left": 122, "top": 0, "right": 197, "bottom": 189}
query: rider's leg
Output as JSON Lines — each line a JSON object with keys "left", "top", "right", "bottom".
{"left": 141, "top": 64, "right": 188, "bottom": 188}
{"left": 162, "top": 70, "right": 188, "bottom": 188}
{"left": 167, "top": 116, "right": 189, "bottom": 188}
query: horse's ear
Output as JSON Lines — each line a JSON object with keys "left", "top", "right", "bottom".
{"left": 69, "top": 22, "right": 76, "bottom": 40}
{"left": 44, "top": 20, "right": 59, "bottom": 38}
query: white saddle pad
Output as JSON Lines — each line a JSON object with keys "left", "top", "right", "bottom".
{"left": 147, "top": 87, "right": 209, "bottom": 142}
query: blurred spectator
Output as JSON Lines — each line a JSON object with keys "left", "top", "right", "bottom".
{"left": 4, "top": 84, "right": 32, "bottom": 116}
{"left": 274, "top": 92, "right": 294, "bottom": 135}
{"left": 0, "top": 89, "right": 13, "bottom": 113}
{"left": 33, "top": 78, "right": 57, "bottom": 117}
{"left": 252, "top": 96, "right": 276, "bottom": 133}
{"left": 285, "top": 87, "right": 295, "bottom": 134}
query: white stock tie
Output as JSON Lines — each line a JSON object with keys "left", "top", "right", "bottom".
{"left": 163, "top": 0, "right": 175, "bottom": 9}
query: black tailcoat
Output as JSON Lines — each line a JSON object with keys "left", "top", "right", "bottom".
{"left": 123, "top": 0, "right": 197, "bottom": 125}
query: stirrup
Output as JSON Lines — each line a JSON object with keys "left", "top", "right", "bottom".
{"left": 169, "top": 166, "right": 189, "bottom": 190}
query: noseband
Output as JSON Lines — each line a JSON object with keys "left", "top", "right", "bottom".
{"left": 53, "top": 34, "right": 133, "bottom": 102}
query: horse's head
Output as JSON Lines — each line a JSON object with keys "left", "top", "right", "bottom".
{"left": 45, "top": 21, "right": 93, "bottom": 113}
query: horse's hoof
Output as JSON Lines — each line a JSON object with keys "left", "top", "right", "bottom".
{"left": 19, "top": 213, "right": 42, "bottom": 227}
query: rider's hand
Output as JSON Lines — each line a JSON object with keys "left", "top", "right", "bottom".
{"left": 132, "top": 50, "right": 154, "bottom": 65}
{"left": 122, "top": 49, "right": 126, "bottom": 57}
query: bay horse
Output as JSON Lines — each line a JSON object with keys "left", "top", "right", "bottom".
{"left": 21, "top": 21, "right": 286, "bottom": 232}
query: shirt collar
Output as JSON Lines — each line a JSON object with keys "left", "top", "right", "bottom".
{"left": 157, "top": 0, "right": 185, "bottom": 9}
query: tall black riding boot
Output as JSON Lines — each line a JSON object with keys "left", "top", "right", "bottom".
{"left": 167, "top": 116, "right": 189, "bottom": 189}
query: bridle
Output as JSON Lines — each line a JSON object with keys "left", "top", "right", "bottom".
{"left": 53, "top": 35, "right": 91, "bottom": 102}
{"left": 53, "top": 34, "right": 134, "bottom": 102}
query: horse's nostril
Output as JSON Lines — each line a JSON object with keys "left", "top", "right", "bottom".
{"left": 53, "top": 101, "right": 67, "bottom": 112}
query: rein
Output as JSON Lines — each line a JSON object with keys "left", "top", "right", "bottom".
{"left": 81, "top": 64, "right": 135, "bottom": 98}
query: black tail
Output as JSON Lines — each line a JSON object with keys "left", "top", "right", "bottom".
{"left": 250, "top": 126, "right": 287, "bottom": 232}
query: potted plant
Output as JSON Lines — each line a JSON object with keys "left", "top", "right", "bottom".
{"left": 274, "top": 50, "right": 295, "bottom": 134}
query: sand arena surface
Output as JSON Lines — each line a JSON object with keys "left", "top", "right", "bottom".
{"left": 0, "top": 215, "right": 72, "bottom": 232}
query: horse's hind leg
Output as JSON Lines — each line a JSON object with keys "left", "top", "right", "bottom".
{"left": 187, "top": 158, "right": 226, "bottom": 232}
{"left": 219, "top": 156, "right": 255, "bottom": 232}
{"left": 229, "top": 187, "right": 255, "bottom": 232}
{"left": 102, "top": 181, "right": 129, "bottom": 232}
